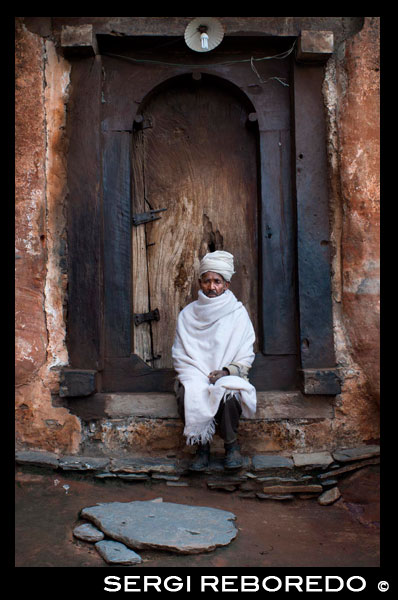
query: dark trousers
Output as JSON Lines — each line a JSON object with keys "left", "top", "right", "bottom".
{"left": 175, "top": 380, "right": 242, "bottom": 445}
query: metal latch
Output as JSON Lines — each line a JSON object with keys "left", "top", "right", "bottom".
{"left": 133, "top": 308, "right": 160, "bottom": 326}
{"left": 132, "top": 208, "right": 167, "bottom": 226}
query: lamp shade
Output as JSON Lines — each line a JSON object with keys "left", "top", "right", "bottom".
{"left": 184, "top": 17, "right": 225, "bottom": 52}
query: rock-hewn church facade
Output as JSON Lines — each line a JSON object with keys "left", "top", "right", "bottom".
{"left": 15, "top": 17, "right": 379, "bottom": 459}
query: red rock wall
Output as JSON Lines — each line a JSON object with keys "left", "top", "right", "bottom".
{"left": 339, "top": 17, "right": 380, "bottom": 405}
{"left": 15, "top": 19, "right": 81, "bottom": 453}
{"left": 324, "top": 17, "right": 380, "bottom": 446}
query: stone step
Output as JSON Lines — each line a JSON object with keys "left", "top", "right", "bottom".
{"left": 64, "top": 390, "right": 334, "bottom": 422}
{"left": 15, "top": 447, "right": 380, "bottom": 504}
{"left": 15, "top": 446, "right": 380, "bottom": 476}
{"left": 58, "top": 391, "right": 336, "bottom": 456}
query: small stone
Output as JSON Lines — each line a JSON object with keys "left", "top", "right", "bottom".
{"left": 292, "top": 451, "right": 333, "bottom": 469}
{"left": 332, "top": 446, "right": 380, "bottom": 463}
{"left": 318, "top": 487, "right": 341, "bottom": 506}
{"left": 252, "top": 455, "right": 294, "bottom": 472}
{"left": 73, "top": 522, "right": 105, "bottom": 542}
{"left": 95, "top": 540, "right": 142, "bottom": 565}
{"left": 256, "top": 493, "right": 294, "bottom": 501}
{"left": 321, "top": 479, "right": 339, "bottom": 488}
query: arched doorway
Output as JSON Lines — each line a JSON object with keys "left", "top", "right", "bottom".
{"left": 64, "top": 33, "right": 340, "bottom": 398}
{"left": 131, "top": 74, "right": 260, "bottom": 369}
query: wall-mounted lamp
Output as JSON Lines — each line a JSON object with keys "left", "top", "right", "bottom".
{"left": 184, "top": 17, "right": 225, "bottom": 53}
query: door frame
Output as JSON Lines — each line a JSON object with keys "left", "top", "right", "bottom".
{"left": 63, "top": 34, "right": 340, "bottom": 396}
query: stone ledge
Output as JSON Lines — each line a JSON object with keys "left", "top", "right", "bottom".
{"left": 15, "top": 445, "right": 379, "bottom": 503}
{"left": 64, "top": 391, "right": 335, "bottom": 422}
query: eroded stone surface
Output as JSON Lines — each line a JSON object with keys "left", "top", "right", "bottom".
{"left": 252, "top": 455, "right": 294, "bottom": 472}
{"left": 81, "top": 500, "right": 237, "bottom": 554}
{"left": 332, "top": 445, "right": 380, "bottom": 463}
{"left": 293, "top": 451, "right": 334, "bottom": 468}
{"left": 73, "top": 522, "right": 104, "bottom": 542}
{"left": 95, "top": 540, "right": 142, "bottom": 565}
{"left": 318, "top": 487, "right": 341, "bottom": 506}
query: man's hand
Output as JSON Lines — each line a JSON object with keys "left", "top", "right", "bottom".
{"left": 208, "top": 369, "right": 229, "bottom": 384}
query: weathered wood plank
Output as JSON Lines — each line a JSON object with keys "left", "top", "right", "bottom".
{"left": 141, "top": 77, "right": 259, "bottom": 368}
{"left": 131, "top": 129, "right": 152, "bottom": 364}
{"left": 292, "top": 63, "right": 336, "bottom": 370}
{"left": 66, "top": 56, "right": 103, "bottom": 370}
{"left": 103, "top": 131, "right": 132, "bottom": 357}
{"left": 260, "top": 129, "right": 297, "bottom": 354}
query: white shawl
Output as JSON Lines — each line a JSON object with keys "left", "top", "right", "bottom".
{"left": 172, "top": 289, "right": 256, "bottom": 445}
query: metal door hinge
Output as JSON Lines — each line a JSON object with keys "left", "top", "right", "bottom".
{"left": 133, "top": 115, "right": 153, "bottom": 130}
{"left": 133, "top": 308, "right": 160, "bottom": 326}
{"left": 146, "top": 354, "right": 161, "bottom": 363}
{"left": 132, "top": 208, "right": 167, "bottom": 226}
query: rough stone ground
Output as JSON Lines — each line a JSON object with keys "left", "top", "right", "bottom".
{"left": 15, "top": 464, "right": 380, "bottom": 569}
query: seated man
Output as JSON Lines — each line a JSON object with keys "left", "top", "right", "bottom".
{"left": 172, "top": 250, "right": 257, "bottom": 471}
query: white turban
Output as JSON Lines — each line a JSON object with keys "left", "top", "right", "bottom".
{"left": 199, "top": 250, "right": 235, "bottom": 282}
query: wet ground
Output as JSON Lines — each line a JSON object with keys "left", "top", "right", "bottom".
{"left": 15, "top": 464, "right": 380, "bottom": 570}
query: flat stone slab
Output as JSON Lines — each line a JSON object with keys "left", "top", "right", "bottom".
{"left": 89, "top": 391, "right": 334, "bottom": 421}
{"left": 59, "top": 456, "right": 110, "bottom": 471}
{"left": 81, "top": 500, "right": 237, "bottom": 554}
{"left": 332, "top": 445, "right": 380, "bottom": 463}
{"left": 292, "top": 451, "right": 333, "bottom": 468}
{"left": 95, "top": 540, "right": 142, "bottom": 565}
{"left": 257, "top": 475, "right": 313, "bottom": 484}
{"left": 256, "top": 493, "right": 294, "bottom": 500}
{"left": 15, "top": 451, "right": 60, "bottom": 469}
{"left": 73, "top": 522, "right": 104, "bottom": 542}
{"left": 109, "top": 457, "right": 179, "bottom": 475}
{"left": 318, "top": 457, "right": 380, "bottom": 480}
{"left": 251, "top": 455, "right": 294, "bottom": 472}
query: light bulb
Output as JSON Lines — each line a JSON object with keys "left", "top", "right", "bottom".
{"left": 200, "top": 32, "right": 209, "bottom": 50}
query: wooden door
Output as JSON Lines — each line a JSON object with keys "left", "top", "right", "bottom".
{"left": 132, "top": 75, "right": 259, "bottom": 369}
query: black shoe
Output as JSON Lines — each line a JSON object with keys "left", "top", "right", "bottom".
{"left": 189, "top": 443, "right": 210, "bottom": 471}
{"left": 224, "top": 441, "right": 243, "bottom": 470}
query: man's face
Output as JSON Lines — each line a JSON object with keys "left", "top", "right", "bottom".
{"left": 199, "top": 271, "right": 230, "bottom": 297}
